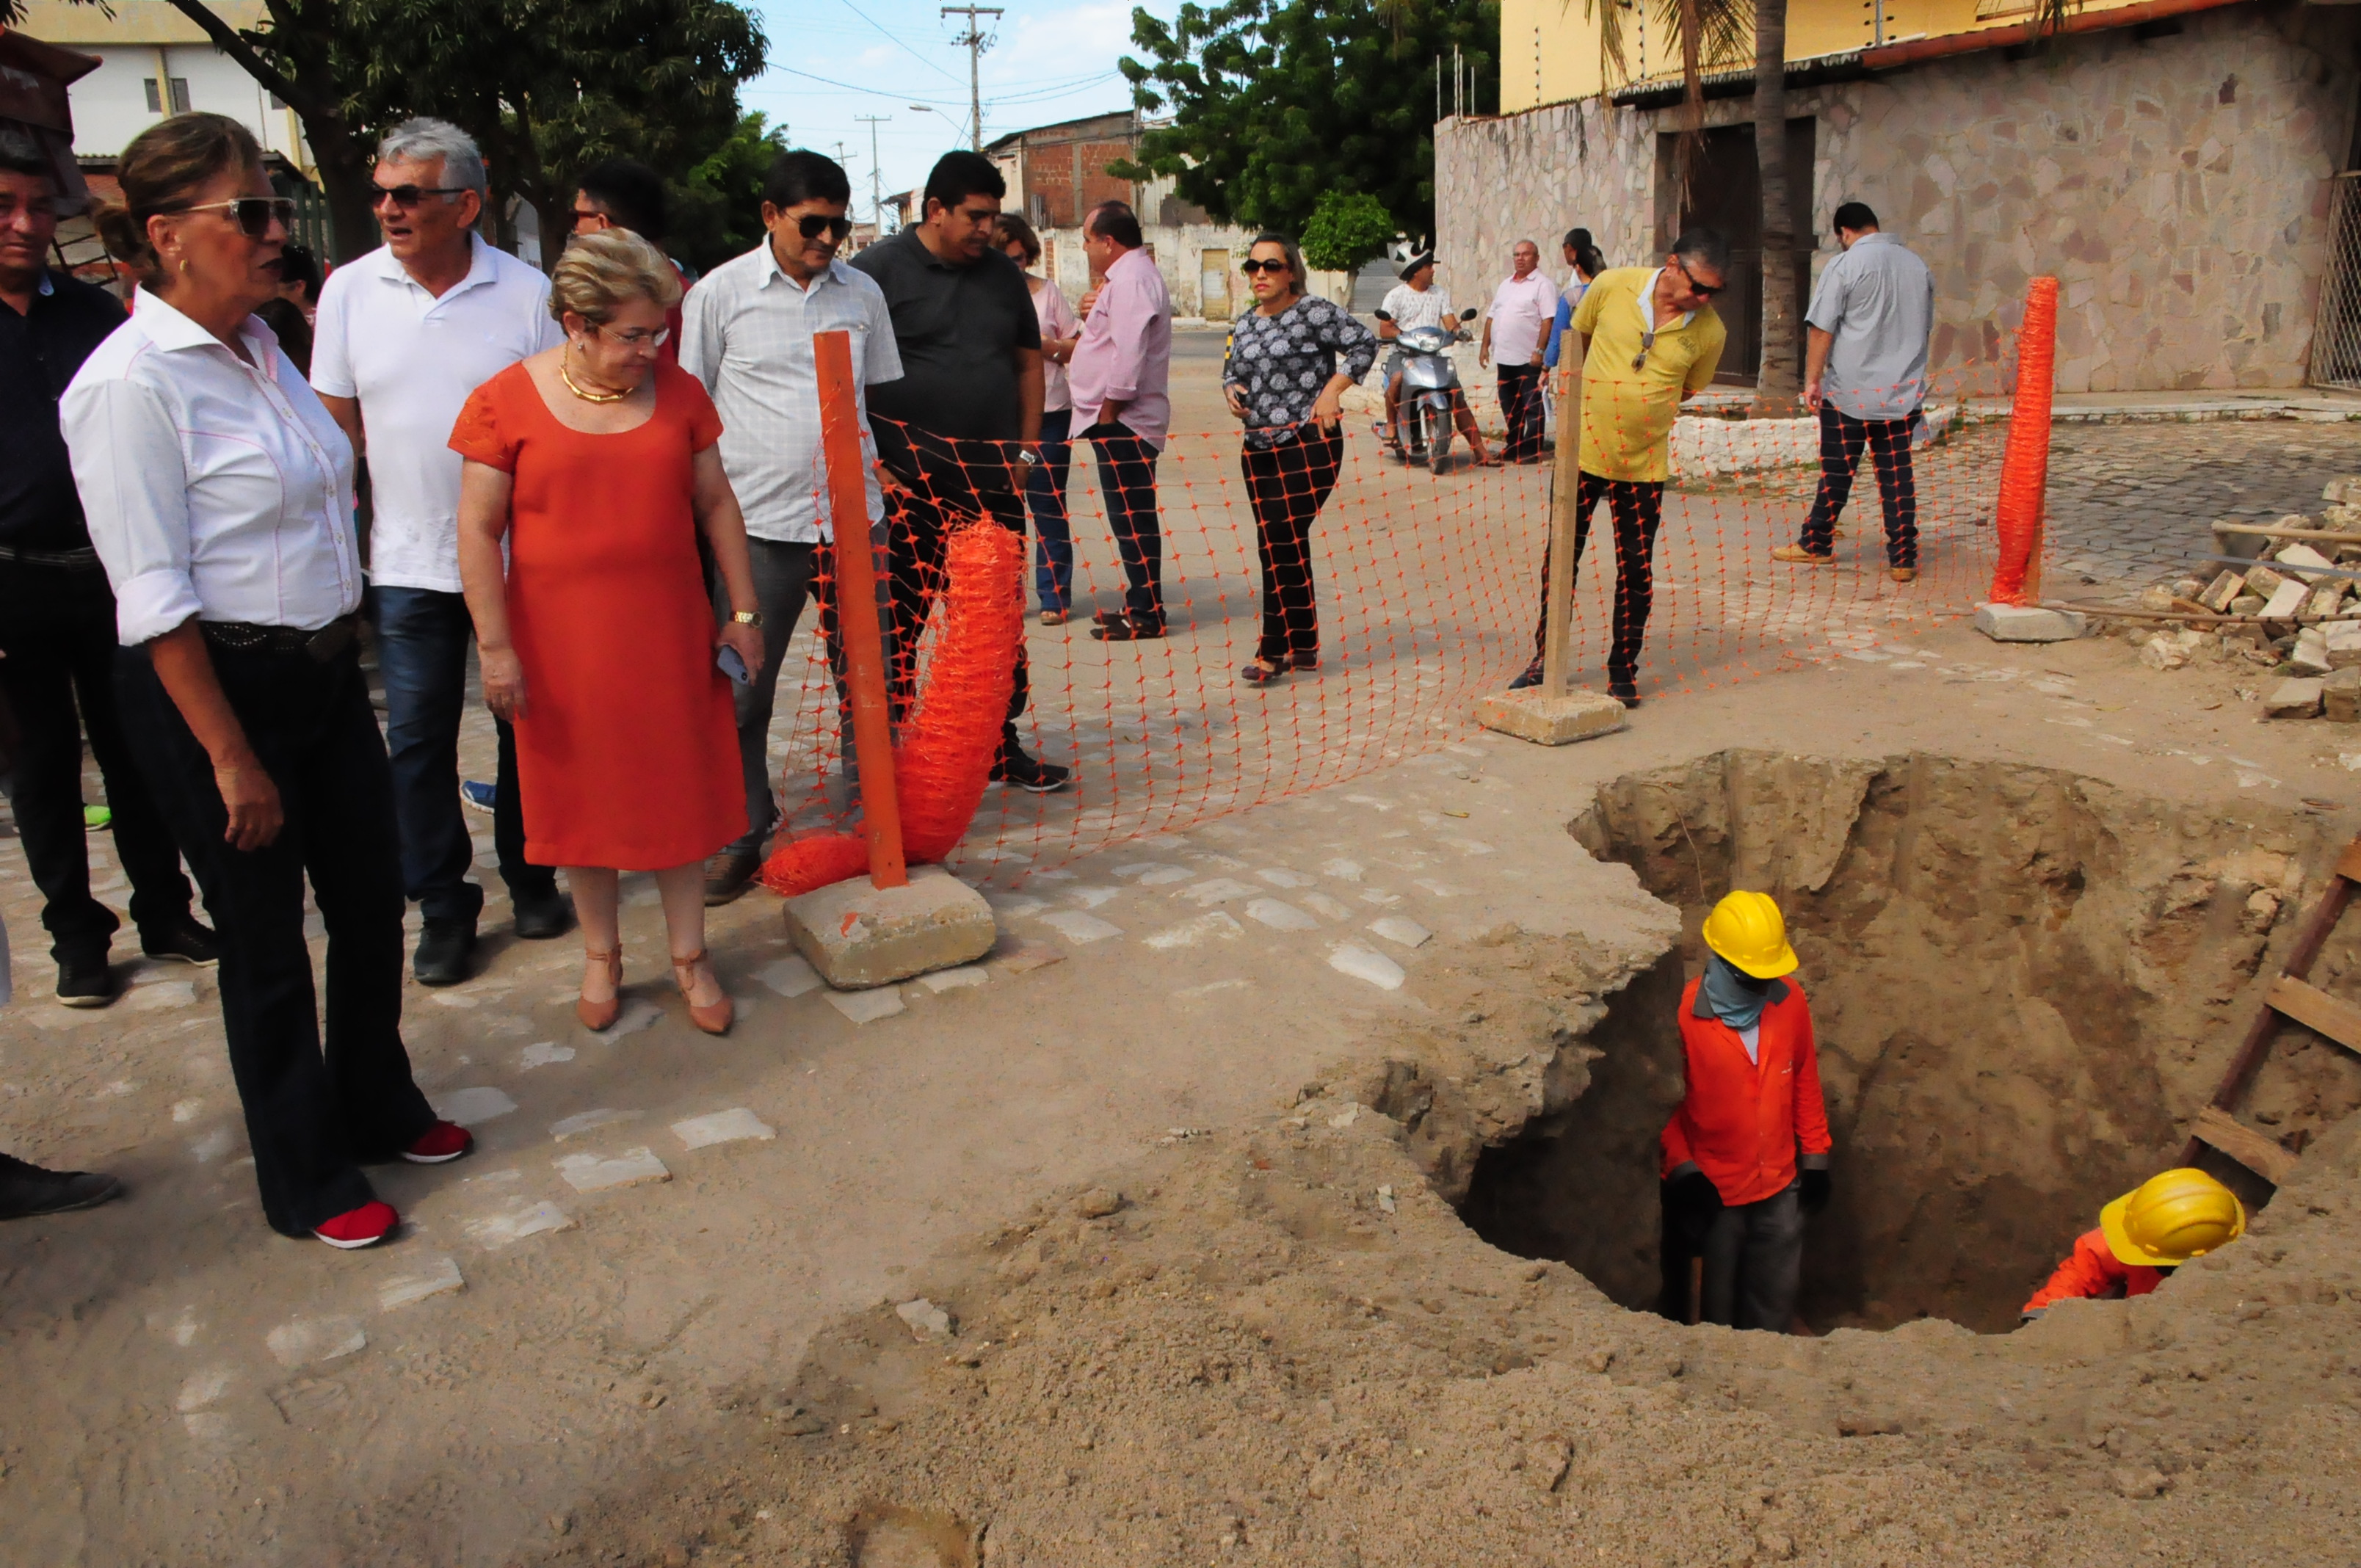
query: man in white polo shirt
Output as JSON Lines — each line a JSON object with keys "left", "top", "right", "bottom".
{"left": 678, "top": 149, "right": 902, "bottom": 904}
{"left": 312, "top": 117, "right": 570, "bottom": 987}
{"left": 1479, "top": 238, "right": 1556, "bottom": 463}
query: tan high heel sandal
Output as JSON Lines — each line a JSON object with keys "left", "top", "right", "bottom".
{"left": 576, "top": 946, "right": 623, "bottom": 1031}
{"left": 672, "top": 949, "right": 732, "bottom": 1036}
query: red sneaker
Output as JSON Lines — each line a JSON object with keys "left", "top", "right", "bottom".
{"left": 401, "top": 1120, "right": 474, "bottom": 1164}
{"left": 314, "top": 1199, "right": 398, "bottom": 1249}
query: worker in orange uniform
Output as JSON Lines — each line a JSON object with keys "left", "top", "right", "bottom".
{"left": 1658, "top": 890, "right": 1832, "bottom": 1331}
{"left": 2020, "top": 1168, "right": 2244, "bottom": 1321}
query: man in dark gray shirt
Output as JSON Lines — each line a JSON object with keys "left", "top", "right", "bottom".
{"left": 1772, "top": 201, "right": 1934, "bottom": 584}
{"left": 851, "top": 151, "right": 1067, "bottom": 792}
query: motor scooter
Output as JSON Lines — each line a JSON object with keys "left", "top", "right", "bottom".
{"left": 1374, "top": 307, "right": 1482, "bottom": 474}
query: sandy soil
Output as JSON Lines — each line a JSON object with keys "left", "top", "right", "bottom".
{"left": 2, "top": 349, "right": 2358, "bottom": 1564}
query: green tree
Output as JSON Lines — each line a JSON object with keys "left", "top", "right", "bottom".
{"left": 1114, "top": 0, "right": 1495, "bottom": 242}
{"left": 1298, "top": 188, "right": 1394, "bottom": 273}
{"left": 668, "top": 110, "right": 793, "bottom": 274}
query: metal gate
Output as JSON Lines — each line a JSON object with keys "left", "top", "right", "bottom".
{"left": 2308, "top": 170, "right": 2361, "bottom": 391}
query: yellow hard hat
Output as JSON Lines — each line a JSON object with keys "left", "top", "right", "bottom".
{"left": 2099, "top": 1169, "right": 2246, "bottom": 1268}
{"left": 1700, "top": 889, "right": 1798, "bottom": 979}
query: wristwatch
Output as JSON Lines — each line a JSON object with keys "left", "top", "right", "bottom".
{"left": 1016, "top": 448, "right": 1040, "bottom": 467}
{"left": 730, "top": 609, "right": 764, "bottom": 627}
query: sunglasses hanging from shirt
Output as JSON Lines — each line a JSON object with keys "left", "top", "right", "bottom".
{"left": 173, "top": 196, "right": 298, "bottom": 238}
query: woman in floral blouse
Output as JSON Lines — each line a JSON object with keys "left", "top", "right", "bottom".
{"left": 1222, "top": 233, "right": 1378, "bottom": 685}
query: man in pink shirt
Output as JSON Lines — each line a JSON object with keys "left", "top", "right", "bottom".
{"left": 1069, "top": 200, "right": 1173, "bottom": 641}
{"left": 1479, "top": 239, "right": 1556, "bottom": 462}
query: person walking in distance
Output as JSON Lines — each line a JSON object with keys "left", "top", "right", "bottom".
{"left": 1512, "top": 231, "right": 1728, "bottom": 705}
{"left": 1478, "top": 239, "right": 1555, "bottom": 463}
{"left": 67, "top": 114, "right": 474, "bottom": 1250}
{"left": 1658, "top": 891, "right": 1832, "bottom": 1332}
{"left": 1771, "top": 202, "right": 1934, "bottom": 583}
{"left": 1222, "top": 232, "right": 1378, "bottom": 686}
{"left": 310, "top": 118, "right": 573, "bottom": 988}
{"left": 0, "top": 127, "right": 216, "bottom": 1009}
{"left": 678, "top": 149, "right": 902, "bottom": 904}
{"left": 851, "top": 151, "right": 1068, "bottom": 793}
{"left": 569, "top": 159, "right": 689, "bottom": 365}
{"left": 1069, "top": 200, "right": 1173, "bottom": 643}
{"left": 996, "top": 214, "right": 1081, "bottom": 624}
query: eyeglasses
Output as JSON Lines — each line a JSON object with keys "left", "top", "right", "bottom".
{"left": 170, "top": 197, "right": 297, "bottom": 238}
{"left": 793, "top": 213, "right": 854, "bottom": 242}
{"left": 593, "top": 323, "right": 672, "bottom": 349}
{"left": 371, "top": 184, "right": 468, "bottom": 210}
{"left": 1239, "top": 258, "right": 1291, "bottom": 275}
{"left": 571, "top": 207, "right": 612, "bottom": 233}
{"left": 1671, "top": 257, "right": 1724, "bottom": 299}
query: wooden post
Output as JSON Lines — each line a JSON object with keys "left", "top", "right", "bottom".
{"left": 1542, "top": 368, "right": 1584, "bottom": 695}
{"left": 813, "top": 330, "right": 907, "bottom": 890}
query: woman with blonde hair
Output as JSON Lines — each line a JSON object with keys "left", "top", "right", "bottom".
{"left": 452, "top": 228, "right": 764, "bottom": 1035}
{"left": 64, "top": 112, "right": 471, "bottom": 1251}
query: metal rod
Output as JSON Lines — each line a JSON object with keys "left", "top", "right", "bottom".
{"left": 2194, "top": 553, "right": 2361, "bottom": 581}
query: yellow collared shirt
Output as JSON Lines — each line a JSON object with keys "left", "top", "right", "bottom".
{"left": 1570, "top": 267, "right": 1727, "bottom": 484}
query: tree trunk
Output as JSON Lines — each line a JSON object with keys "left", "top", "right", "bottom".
{"left": 1750, "top": 0, "right": 1800, "bottom": 414}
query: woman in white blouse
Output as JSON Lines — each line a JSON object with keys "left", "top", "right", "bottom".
{"left": 996, "top": 214, "right": 1081, "bottom": 623}
{"left": 63, "top": 113, "right": 468, "bottom": 1252}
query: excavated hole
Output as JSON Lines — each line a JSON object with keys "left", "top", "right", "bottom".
{"left": 1458, "top": 749, "right": 2354, "bottom": 1335}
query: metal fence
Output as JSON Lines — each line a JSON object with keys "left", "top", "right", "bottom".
{"left": 2309, "top": 170, "right": 2361, "bottom": 391}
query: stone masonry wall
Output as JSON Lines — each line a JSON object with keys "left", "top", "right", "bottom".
{"left": 1437, "top": 4, "right": 2361, "bottom": 391}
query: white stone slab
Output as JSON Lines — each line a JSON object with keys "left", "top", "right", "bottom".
{"left": 755, "top": 955, "right": 822, "bottom": 998}
{"left": 124, "top": 981, "right": 197, "bottom": 1012}
{"left": 377, "top": 1255, "right": 465, "bottom": 1311}
{"left": 1255, "top": 867, "right": 1316, "bottom": 888}
{"left": 1369, "top": 916, "right": 1434, "bottom": 949}
{"left": 550, "top": 1108, "right": 637, "bottom": 1141}
{"left": 1972, "top": 603, "right": 2086, "bottom": 642}
{"left": 462, "top": 1197, "right": 576, "bottom": 1249}
{"left": 1037, "top": 910, "right": 1123, "bottom": 944}
{"left": 825, "top": 987, "right": 906, "bottom": 1023}
{"left": 266, "top": 1315, "right": 366, "bottom": 1369}
{"left": 554, "top": 1147, "right": 671, "bottom": 1194}
{"left": 1175, "top": 877, "right": 1257, "bottom": 907}
{"left": 1329, "top": 943, "right": 1407, "bottom": 991}
{"left": 1244, "top": 898, "right": 1319, "bottom": 932}
{"left": 589, "top": 998, "right": 663, "bottom": 1038}
{"left": 1302, "top": 892, "right": 1354, "bottom": 921}
{"left": 1144, "top": 911, "right": 1246, "bottom": 950}
{"left": 1320, "top": 858, "right": 1365, "bottom": 880}
{"left": 1131, "top": 864, "right": 1193, "bottom": 886}
{"left": 430, "top": 1086, "right": 518, "bottom": 1127}
{"left": 518, "top": 1042, "right": 574, "bottom": 1070}
{"left": 672, "top": 1108, "right": 776, "bottom": 1150}
{"left": 176, "top": 1366, "right": 232, "bottom": 1412}
{"left": 917, "top": 965, "right": 990, "bottom": 992}
{"left": 1064, "top": 885, "right": 1123, "bottom": 909}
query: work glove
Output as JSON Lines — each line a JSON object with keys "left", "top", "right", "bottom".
{"left": 1667, "top": 1169, "right": 1724, "bottom": 1246}
{"left": 1798, "top": 1166, "right": 1832, "bottom": 1216}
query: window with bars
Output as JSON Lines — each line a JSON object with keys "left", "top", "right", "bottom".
{"left": 143, "top": 78, "right": 192, "bottom": 115}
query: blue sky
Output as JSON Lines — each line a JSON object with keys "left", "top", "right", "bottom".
{"left": 740, "top": 0, "right": 1178, "bottom": 217}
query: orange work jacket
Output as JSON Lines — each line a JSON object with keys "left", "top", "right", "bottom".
{"left": 1660, "top": 974, "right": 1832, "bottom": 1207}
{"left": 2021, "top": 1228, "right": 2164, "bottom": 1316}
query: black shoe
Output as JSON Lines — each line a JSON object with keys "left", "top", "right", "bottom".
{"left": 413, "top": 921, "right": 476, "bottom": 987}
{"left": 990, "top": 745, "right": 1073, "bottom": 794}
{"left": 55, "top": 954, "right": 115, "bottom": 1009}
{"left": 1609, "top": 682, "right": 1642, "bottom": 709}
{"left": 0, "top": 1153, "right": 122, "bottom": 1219}
{"left": 139, "top": 914, "right": 220, "bottom": 968}
{"left": 1508, "top": 658, "right": 1545, "bottom": 692}
{"left": 510, "top": 887, "right": 574, "bottom": 940}
{"left": 703, "top": 846, "right": 763, "bottom": 906}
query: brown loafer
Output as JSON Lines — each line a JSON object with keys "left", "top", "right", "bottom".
{"left": 1890, "top": 566, "right": 1918, "bottom": 583}
{"left": 1771, "top": 545, "right": 1834, "bottom": 565}
{"left": 703, "top": 846, "right": 761, "bottom": 906}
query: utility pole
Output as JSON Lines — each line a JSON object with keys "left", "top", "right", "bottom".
{"left": 940, "top": 4, "right": 1003, "bottom": 150}
{"left": 855, "top": 114, "right": 891, "bottom": 236}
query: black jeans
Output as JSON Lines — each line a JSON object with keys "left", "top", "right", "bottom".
{"left": 373, "top": 587, "right": 551, "bottom": 928}
{"left": 884, "top": 432, "right": 1029, "bottom": 749}
{"left": 0, "top": 560, "right": 192, "bottom": 962}
{"left": 711, "top": 536, "right": 830, "bottom": 857}
{"left": 1799, "top": 405, "right": 1918, "bottom": 567}
{"left": 1658, "top": 1178, "right": 1805, "bottom": 1331}
{"left": 1242, "top": 429, "right": 1343, "bottom": 664}
{"left": 117, "top": 641, "right": 434, "bottom": 1236}
{"left": 1083, "top": 420, "right": 1164, "bottom": 625}
{"left": 1497, "top": 363, "right": 1545, "bottom": 462}
{"left": 1527, "top": 472, "right": 1664, "bottom": 690}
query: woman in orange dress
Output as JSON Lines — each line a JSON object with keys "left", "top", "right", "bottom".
{"left": 451, "top": 230, "right": 764, "bottom": 1035}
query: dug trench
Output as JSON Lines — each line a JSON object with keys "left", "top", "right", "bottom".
{"left": 543, "top": 752, "right": 2361, "bottom": 1567}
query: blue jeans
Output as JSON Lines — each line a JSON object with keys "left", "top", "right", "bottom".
{"left": 374, "top": 586, "right": 552, "bottom": 927}
{"left": 1027, "top": 407, "right": 1075, "bottom": 610}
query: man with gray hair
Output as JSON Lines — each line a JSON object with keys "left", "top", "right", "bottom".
{"left": 313, "top": 117, "right": 570, "bottom": 987}
{"left": 1479, "top": 238, "right": 1554, "bottom": 462}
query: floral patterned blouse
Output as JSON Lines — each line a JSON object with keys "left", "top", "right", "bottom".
{"left": 1222, "top": 294, "right": 1379, "bottom": 449}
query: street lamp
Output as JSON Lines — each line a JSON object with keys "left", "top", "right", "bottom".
{"left": 909, "top": 104, "right": 964, "bottom": 141}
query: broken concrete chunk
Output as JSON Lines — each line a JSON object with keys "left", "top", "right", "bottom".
{"left": 1368, "top": 916, "right": 1434, "bottom": 949}
{"left": 2274, "top": 542, "right": 2338, "bottom": 581}
{"left": 2197, "top": 570, "right": 2246, "bottom": 612}
{"left": 2138, "top": 635, "right": 2188, "bottom": 672}
{"left": 2260, "top": 579, "right": 2312, "bottom": 620}
{"left": 671, "top": 1108, "right": 775, "bottom": 1150}
{"left": 895, "top": 1297, "right": 954, "bottom": 1339}
{"left": 2291, "top": 627, "right": 2332, "bottom": 676}
{"left": 2306, "top": 584, "right": 2348, "bottom": 621}
{"left": 2136, "top": 584, "right": 2176, "bottom": 612}
{"left": 2264, "top": 678, "right": 2325, "bottom": 719}
{"left": 377, "top": 1255, "right": 465, "bottom": 1312}
{"left": 266, "top": 1315, "right": 366, "bottom": 1369}
{"left": 1329, "top": 943, "right": 1407, "bottom": 990}
{"left": 554, "top": 1147, "right": 671, "bottom": 1193}
{"left": 2324, "top": 475, "right": 2361, "bottom": 504}
{"left": 2230, "top": 594, "right": 2268, "bottom": 617}
{"left": 783, "top": 864, "right": 997, "bottom": 990}
{"left": 2244, "top": 562, "right": 2286, "bottom": 595}
{"left": 2324, "top": 624, "right": 2361, "bottom": 668}
{"left": 2324, "top": 668, "right": 2360, "bottom": 724}
{"left": 1973, "top": 603, "right": 2084, "bottom": 643}
{"left": 1473, "top": 688, "right": 1629, "bottom": 746}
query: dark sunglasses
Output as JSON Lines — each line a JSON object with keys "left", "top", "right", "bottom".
{"left": 1672, "top": 257, "right": 1724, "bottom": 298}
{"left": 371, "top": 183, "right": 468, "bottom": 210}
{"left": 173, "top": 197, "right": 297, "bottom": 238}
{"left": 794, "top": 213, "right": 854, "bottom": 242}
{"left": 1239, "top": 257, "right": 1291, "bottom": 275}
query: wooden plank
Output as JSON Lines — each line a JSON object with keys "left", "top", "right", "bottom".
{"left": 2338, "top": 841, "right": 2361, "bottom": 886}
{"left": 2268, "top": 976, "right": 2361, "bottom": 1057}
{"left": 2190, "top": 1106, "right": 2299, "bottom": 1185}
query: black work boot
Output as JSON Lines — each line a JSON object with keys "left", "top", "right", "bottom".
{"left": 413, "top": 920, "right": 476, "bottom": 987}
{"left": 0, "top": 1152, "right": 123, "bottom": 1219}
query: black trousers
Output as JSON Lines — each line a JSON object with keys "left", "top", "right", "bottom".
{"left": 1658, "top": 1179, "right": 1805, "bottom": 1331}
{"left": 1799, "top": 405, "right": 1918, "bottom": 567}
{"left": 1083, "top": 421, "right": 1165, "bottom": 625}
{"left": 1497, "top": 363, "right": 1545, "bottom": 462}
{"left": 117, "top": 640, "right": 434, "bottom": 1236}
{"left": 1242, "top": 429, "right": 1344, "bottom": 663}
{"left": 884, "top": 432, "right": 1028, "bottom": 749}
{"left": 1527, "top": 472, "right": 1665, "bottom": 689}
{"left": 0, "top": 560, "right": 192, "bottom": 962}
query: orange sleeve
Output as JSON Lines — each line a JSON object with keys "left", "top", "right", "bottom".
{"left": 1788, "top": 984, "right": 1832, "bottom": 1159}
{"left": 2023, "top": 1230, "right": 2126, "bottom": 1314}
{"left": 448, "top": 376, "right": 516, "bottom": 473}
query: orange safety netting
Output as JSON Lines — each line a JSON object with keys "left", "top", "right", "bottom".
{"left": 748, "top": 337, "right": 2035, "bottom": 886}
{"left": 1988, "top": 276, "right": 2060, "bottom": 606}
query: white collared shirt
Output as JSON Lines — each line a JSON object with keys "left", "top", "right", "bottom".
{"left": 309, "top": 234, "right": 562, "bottom": 592}
{"left": 1486, "top": 270, "right": 1557, "bottom": 366}
{"left": 678, "top": 242, "right": 902, "bottom": 544}
{"left": 63, "top": 291, "right": 360, "bottom": 645}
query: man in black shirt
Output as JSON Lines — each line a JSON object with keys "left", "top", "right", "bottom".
{"left": 850, "top": 151, "right": 1068, "bottom": 793}
{"left": 0, "top": 131, "right": 213, "bottom": 1006}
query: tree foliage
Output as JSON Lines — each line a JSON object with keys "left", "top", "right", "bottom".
{"left": 668, "top": 110, "right": 793, "bottom": 274}
{"left": 1298, "top": 188, "right": 1393, "bottom": 272}
{"left": 1114, "top": 0, "right": 1494, "bottom": 243}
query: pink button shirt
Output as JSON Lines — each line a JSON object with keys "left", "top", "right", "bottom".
{"left": 1067, "top": 245, "right": 1173, "bottom": 449}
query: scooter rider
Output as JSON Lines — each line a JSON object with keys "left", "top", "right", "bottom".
{"left": 1378, "top": 253, "right": 1453, "bottom": 451}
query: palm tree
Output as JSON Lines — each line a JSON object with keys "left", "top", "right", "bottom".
{"left": 1752, "top": 0, "right": 1799, "bottom": 414}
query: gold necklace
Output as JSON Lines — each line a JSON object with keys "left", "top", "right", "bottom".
{"left": 558, "top": 345, "right": 628, "bottom": 404}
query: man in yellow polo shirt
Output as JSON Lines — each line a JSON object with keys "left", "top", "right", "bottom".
{"left": 1513, "top": 231, "right": 1728, "bottom": 706}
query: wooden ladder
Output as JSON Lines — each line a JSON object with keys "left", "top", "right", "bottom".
{"left": 2178, "top": 833, "right": 2361, "bottom": 1185}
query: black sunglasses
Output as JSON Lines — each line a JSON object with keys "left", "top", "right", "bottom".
{"left": 1672, "top": 256, "right": 1724, "bottom": 298}
{"left": 1239, "top": 257, "right": 1291, "bottom": 275}
{"left": 173, "top": 196, "right": 298, "bottom": 238}
{"left": 371, "top": 183, "right": 468, "bottom": 210}
{"left": 795, "top": 213, "right": 854, "bottom": 242}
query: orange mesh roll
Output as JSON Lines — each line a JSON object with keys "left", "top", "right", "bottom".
{"left": 1987, "top": 276, "right": 2058, "bottom": 606}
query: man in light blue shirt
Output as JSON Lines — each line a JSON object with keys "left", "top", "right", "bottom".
{"left": 1772, "top": 202, "right": 1934, "bottom": 583}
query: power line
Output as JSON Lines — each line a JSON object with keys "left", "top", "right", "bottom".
{"left": 827, "top": 0, "right": 962, "bottom": 82}
{"left": 940, "top": 5, "right": 1004, "bottom": 150}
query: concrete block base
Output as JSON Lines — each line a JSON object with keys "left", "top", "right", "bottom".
{"left": 1473, "top": 688, "right": 1630, "bottom": 746}
{"left": 784, "top": 863, "right": 998, "bottom": 990}
{"left": 1973, "top": 603, "right": 2086, "bottom": 643}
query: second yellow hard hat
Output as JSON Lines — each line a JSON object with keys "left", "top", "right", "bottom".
{"left": 1700, "top": 889, "right": 1799, "bottom": 980}
{"left": 2100, "top": 1168, "right": 2246, "bottom": 1268}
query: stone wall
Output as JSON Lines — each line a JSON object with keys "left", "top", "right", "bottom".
{"left": 1438, "top": 5, "right": 2361, "bottom": 391}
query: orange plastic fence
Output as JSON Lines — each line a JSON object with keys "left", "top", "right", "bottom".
{"left": 1987, "top": 276, "right": 2059, "bottom": 606}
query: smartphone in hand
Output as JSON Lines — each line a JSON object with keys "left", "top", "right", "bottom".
{"left": 717, "top": 645, "right": 750, "bottom": 685}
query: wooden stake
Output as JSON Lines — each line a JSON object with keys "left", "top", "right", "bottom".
{"left": 1542, "top": 369, "right": 1584, "bottom": 696}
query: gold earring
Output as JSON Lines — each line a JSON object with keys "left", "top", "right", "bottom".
{"left": 178, "top": 258, "right": 190, "bottom": 275}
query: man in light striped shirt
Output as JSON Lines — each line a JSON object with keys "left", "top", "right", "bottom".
{"left": 678, "top": 149, "right": 902, "bottom": 904}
